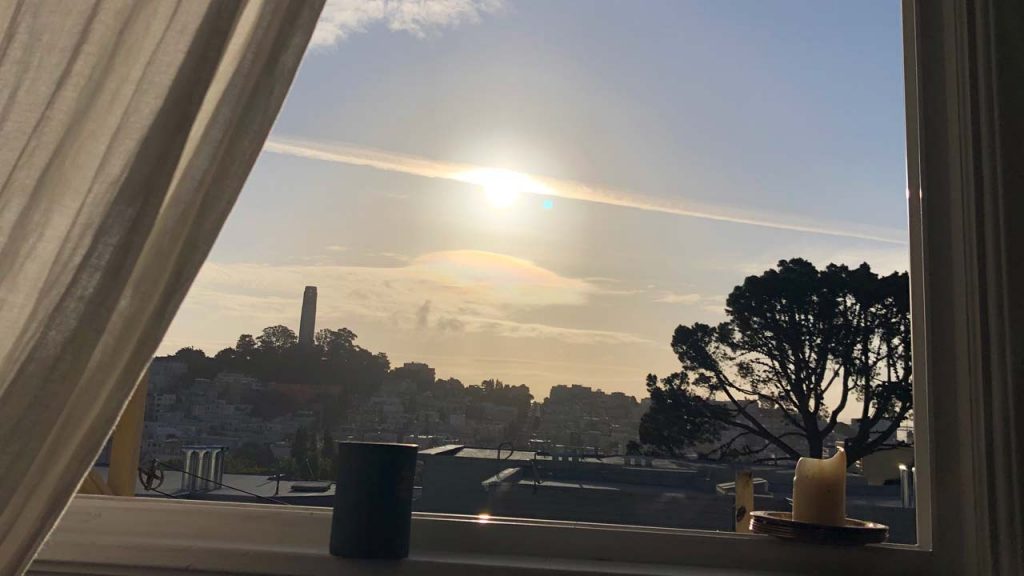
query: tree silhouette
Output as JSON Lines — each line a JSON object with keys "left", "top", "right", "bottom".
{"left": 257, "top": 325, "right": 297, "bottom": 352}
{"left": 172, "top": 347, "right": 218, "bottom": 379}
{"left": 641, "top": 258, "right": 912, "bottom": 465}
{"left": 314, "top": 327, "right": 356, "bottom": 354}
{"left": 321, "top": 429, "right": 337, "bottom": 480}
{"left": 290, "top": 426, "right": 310, "bottom": 462}
{"left": 235, "top": 334, "right": 257, "bottom": 360}
{"left": 290, "top": 426, "right": 316, "bottom": 480}
{"left": 638, "top": 373, "right": 727, "bottom": 456}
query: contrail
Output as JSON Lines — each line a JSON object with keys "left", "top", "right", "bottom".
{"left": 263, "top": 137, "right": 907, "bottom": 245}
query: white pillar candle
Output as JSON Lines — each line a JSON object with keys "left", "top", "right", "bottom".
{"left": 792, "top": 448, "right": 847, "bottom": 526}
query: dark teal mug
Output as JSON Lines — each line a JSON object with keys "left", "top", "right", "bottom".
{"left": 330, "top": 442, "right": 418, "bottom": 559}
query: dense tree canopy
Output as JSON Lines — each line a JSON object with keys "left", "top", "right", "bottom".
{"left": 176, "top": 325, "right": 391, "bottom": 391}
{"left": 172, "top": 346, "right": 220, "bottom": 379}
{"left": 171, "top": 325, "right": 391, "bottom": 428}
{"left": 640, "top": 258, "right": 912, "bottom": 465}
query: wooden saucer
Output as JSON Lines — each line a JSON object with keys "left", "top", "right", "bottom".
{"left": 749, "top": 511, "right": 888, "bottom": 545}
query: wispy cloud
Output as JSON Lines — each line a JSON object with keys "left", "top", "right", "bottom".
{"left": 180, "top": 250, "right": 646, "bottom": 347}
{"left": 377, "top": 252, "right": 412, "bottom": 263}
{"left": 311, "top": 0, "right": 503, "bottom": 49}
{"left": 456, "top": 317, "right": 649, "bottom": 344}
{"left": 263, "top": 137, "right": 907, "bottom": 245}
{"left": 698, "top": 295, "right": 728, "bottom": 315}
{"left": 653, "top": 291, "right": 703, "bottom": 305}
{"left": 652, "top": 290, "right": 727, "bottom": 315}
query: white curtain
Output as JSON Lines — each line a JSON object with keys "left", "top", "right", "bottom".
{"left": 0, "top": 1, "right": 324, "bottom": 573}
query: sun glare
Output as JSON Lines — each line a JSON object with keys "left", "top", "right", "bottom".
{"left": 486, "top": 182, "right": 518, "bottom": 208}
{"left": 457, "top": 168, "right": 548, "bottom": 209}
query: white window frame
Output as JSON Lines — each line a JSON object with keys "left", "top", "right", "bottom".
{"left": 29, "top": 1, "right": 1020, "bottom": 574}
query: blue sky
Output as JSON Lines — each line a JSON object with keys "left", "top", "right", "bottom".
{"left": 161, "top": 0, "right": 908, "bottom": 400}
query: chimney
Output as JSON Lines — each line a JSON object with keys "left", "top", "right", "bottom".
{"left": 299, "top": 286, "right": 317, "bottom": 347}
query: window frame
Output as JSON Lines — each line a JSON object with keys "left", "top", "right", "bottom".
{"left": 30, "top": 1, "right": 1015, "bottom": 574}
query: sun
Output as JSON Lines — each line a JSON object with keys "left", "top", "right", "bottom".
{"left": 458, "top": 168, "right": 542, "bottom": 209}
{"left": 485, "top": 180, "right": 519, "bottom": 208}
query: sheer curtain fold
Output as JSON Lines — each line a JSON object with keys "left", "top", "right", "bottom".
{"left": 0, "top": 1, "right": 324, "bottom": 574}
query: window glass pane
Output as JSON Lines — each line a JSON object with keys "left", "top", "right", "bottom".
{"left": 117, "top": 0, "right": 917, "bottom": 545}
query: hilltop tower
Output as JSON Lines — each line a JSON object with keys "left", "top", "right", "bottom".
{"left": 299, "top": 286, "right": 317, "bottom": 347}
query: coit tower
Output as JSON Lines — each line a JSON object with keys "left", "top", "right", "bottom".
{"left": 299, "top": 286, "right": 317, "bottom": 347}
